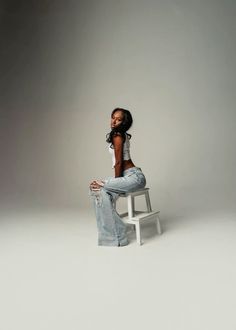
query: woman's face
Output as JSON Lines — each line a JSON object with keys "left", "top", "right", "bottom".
{"left": 110, "top": 110, "right": 124, "bottom": 129}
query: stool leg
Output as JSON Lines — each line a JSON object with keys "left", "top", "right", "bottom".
{"left": 135, "top": 222, "right": 142, "bottom": 245}
{"left": 145, "top": 191, "right": 152, "bottom": 212}
{"left": 156, "top": 214, "right": 162, "bottom": 235}
{"left": 132, "top": 196, "right": 135, "bottom": 216}
{"left": 127, "top": 195, "right": 134, "bottom": 218}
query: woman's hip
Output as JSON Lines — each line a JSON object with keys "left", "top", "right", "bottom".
{"left": 103, "top": 167, "right": 146, "bottom": 193}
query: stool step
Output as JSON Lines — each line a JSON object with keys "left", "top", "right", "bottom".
{"left": 115, "top": 187, "right": 162, "bottom": 245}
{"left": 120, "top": 210, "right": 160, "bottom": 224}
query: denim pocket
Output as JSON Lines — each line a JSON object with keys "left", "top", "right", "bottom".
{"left": 126, "top": 171, "right": 146, "bottom": 187}
{"left": 126, "top": 171, "right": 136, "bottom": 177}
{"left": 136, "top": 173, "right": 146, "bottom": 187}
{"left": 126, "top": 168, "right": 141, "bottom": 176}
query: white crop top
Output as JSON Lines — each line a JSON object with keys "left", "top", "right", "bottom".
{"left": 108, "top": 133, "right": 131, "bottom": 168}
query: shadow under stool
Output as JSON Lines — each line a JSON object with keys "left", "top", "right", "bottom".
{"left": 114, "top": 188, "right": 162, "bottom": 245}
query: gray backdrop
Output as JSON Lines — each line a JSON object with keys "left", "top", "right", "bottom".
{"left": 1, "top": 0, "right": 236, "bottom": 217}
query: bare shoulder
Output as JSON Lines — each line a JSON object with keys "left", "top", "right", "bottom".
{"left": 112, "top": 132, "right": 124, "bottom": 145}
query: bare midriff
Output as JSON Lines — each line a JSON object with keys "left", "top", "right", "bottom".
{"left": 123, "top": 159, "right": 136, "bottom": 171}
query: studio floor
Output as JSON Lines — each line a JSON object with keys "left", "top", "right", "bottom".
{"left": 0, "top": 206, "right": 236, "bottom": 330}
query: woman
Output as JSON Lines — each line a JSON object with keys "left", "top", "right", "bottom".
{"left": 89, "top": 108, "right": 146, "bottom": 247}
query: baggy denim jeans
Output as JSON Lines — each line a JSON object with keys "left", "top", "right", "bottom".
{"left": 89, "top": 167, "right": 146, "bottom": 246}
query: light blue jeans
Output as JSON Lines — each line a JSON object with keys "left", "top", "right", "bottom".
{"left": 89, "top": 167, "right": 146, "bottom": 247}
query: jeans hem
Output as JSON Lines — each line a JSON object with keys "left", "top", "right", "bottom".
{"left": 98, "top": 237, "right": 129, "bottom": 247}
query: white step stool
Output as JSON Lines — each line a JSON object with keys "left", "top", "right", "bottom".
{"left": 114, "top": 188, "right": 162, "bottom": 245}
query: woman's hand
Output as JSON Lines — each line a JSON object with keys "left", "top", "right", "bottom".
{"left": 89, "top": 180, "right": 105, "bottom": 190}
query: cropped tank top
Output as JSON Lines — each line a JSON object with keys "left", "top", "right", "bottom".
{"left": 108, "top": 133, "right": 131, "bottom": 168}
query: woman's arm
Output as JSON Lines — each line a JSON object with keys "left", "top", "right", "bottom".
{"left": 89, "top": 133, "right": 124, "bottom": 189}
{"left": 113, "top": 134, "right": 124, "bottom": 177}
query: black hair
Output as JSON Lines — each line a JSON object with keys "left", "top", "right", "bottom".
{"left": 106, "top": 108, "right": 133, "bottom": 148}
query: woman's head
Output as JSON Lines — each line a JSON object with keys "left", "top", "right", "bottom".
{"left": 106, "top": 107, "right": 133, "bottom": 145}
{"left": 110, "top": 108, "right": 133, "bottom": 132}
